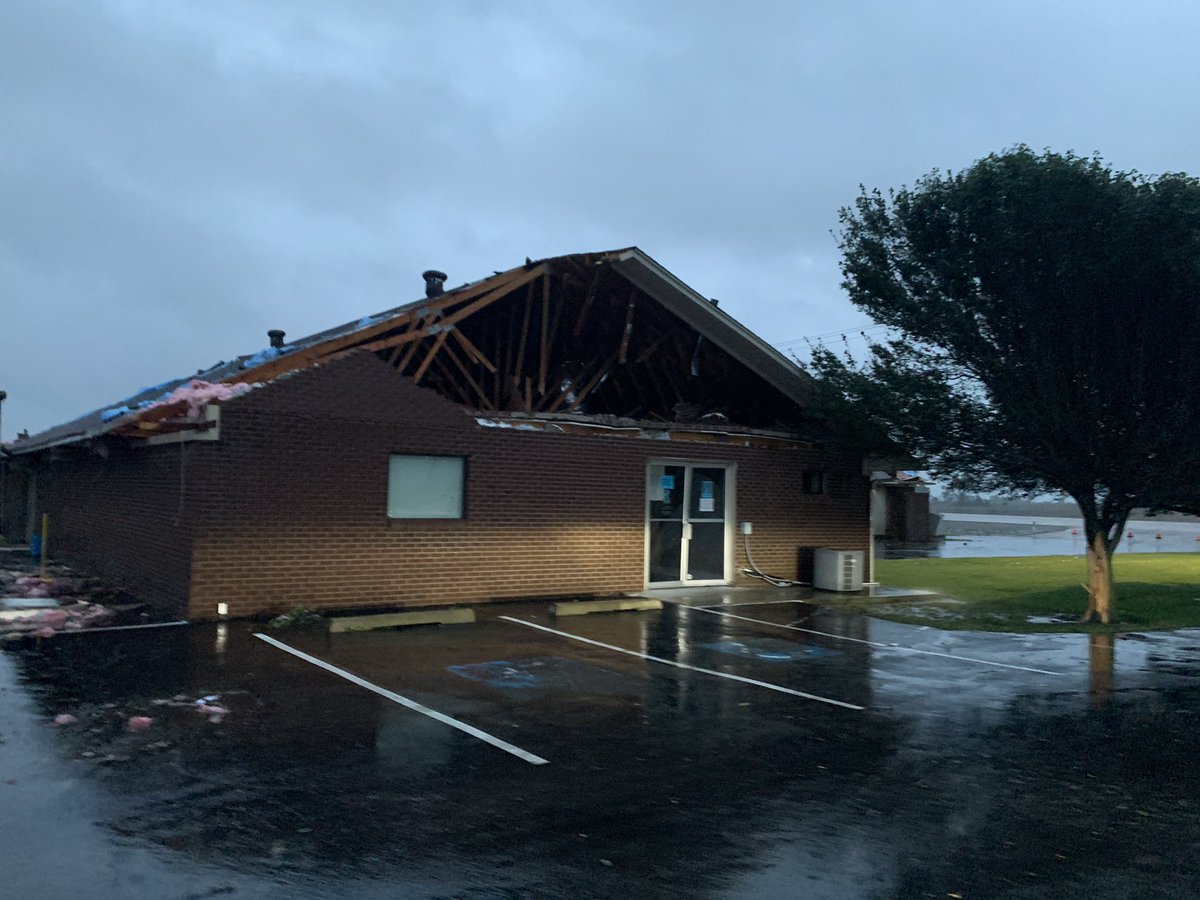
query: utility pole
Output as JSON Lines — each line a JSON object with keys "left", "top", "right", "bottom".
{"left": 0, "top": 390, "right": 7, "bottom": 536}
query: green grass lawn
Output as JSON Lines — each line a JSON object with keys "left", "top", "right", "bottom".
{"left": 865, "top": 553, "right": 1200, "bottom": 633}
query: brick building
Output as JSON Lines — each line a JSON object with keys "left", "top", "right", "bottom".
{"left": 4, "top": 248, "right": 870, "bottom": 620}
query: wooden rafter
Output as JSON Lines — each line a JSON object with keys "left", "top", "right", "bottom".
{"left": 635, "top": 330, "right": 672, "bottom": 364}
{"left": 538, "top": 274, "right": 550, "bottom": 395}
{"left": 431, "top": 356, "right": 472, "bottom": 406}
{"left": 567, "top": 353, "right": 618, "bottom": 412}
{"left": 492, "top": 328, "right": 502, "bottom": 408}
{"left": 412, "top": 329, "right": 451, "bottom": 384}
{"left": 220, "top": 264, "right": 533, "bottom": 387}
{"left": 385, "top": 318, "right": 421, "bottom": 366}
{"left": 355, "top": 264, "right": 547, "bottom": 356}
{"left": 514, "top": 279, "right": 535, "bottom": 383}
{"left": 450, "top": 327, "right": 496, "bottom": 374}
{"left": 442, "top": 340, "right": 494, "bottom": 410}
{"left": 572, "top": 268, "right": 601, "bottom": 337}
{"left": 617, "top": 285, "right": 637, "bottom": 365}
{"left": 395, "top": 325, "right": 429, "bottom": 374}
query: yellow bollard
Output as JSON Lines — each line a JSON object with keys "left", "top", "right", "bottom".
{"left": 39, "top": 513, "right": 49, "bottom": 581}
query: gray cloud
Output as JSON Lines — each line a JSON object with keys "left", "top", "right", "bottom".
{"left": 4, "top": 0, "right": 1199, "bottom": 436}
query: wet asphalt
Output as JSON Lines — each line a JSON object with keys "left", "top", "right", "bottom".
{"left": 3, "top": 589, "right": 1200, "bottom": 899}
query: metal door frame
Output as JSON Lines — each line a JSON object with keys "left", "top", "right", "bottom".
{"left": 643, "top": 459, "right": 736, "bottom": 588}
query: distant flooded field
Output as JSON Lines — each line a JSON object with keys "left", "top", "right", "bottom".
{"left": 920, "top": 513, "right": 1200, "bottom": 558}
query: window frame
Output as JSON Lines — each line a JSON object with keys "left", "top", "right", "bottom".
{"left": 801, "top": 470, "right": 826, "bottom": 495}
{"left": 386, "top": 453, "right": 467, "bottom": 521}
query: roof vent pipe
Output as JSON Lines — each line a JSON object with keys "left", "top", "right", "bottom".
{"left": 423, "top": 270, "right": 448, "bottom": 299}
{"left": 267, "top": 329, "right": 286, "bottom": 349}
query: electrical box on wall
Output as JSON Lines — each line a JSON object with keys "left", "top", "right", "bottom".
{"left": 739, "top": 522, "right": 753, "bottom": 535}
{"left": 813, "top": 549, "right": 864, "bottom": 592}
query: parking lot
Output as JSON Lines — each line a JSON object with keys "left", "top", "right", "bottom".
{"left": 5, "top": 589, "right": 1200, "bottom": 899}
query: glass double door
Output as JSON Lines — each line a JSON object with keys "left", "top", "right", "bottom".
{"left": 647, "top": 463, "right": 730, "bottom": 586}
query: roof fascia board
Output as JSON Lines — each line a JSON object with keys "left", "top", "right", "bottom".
{"left": 607, "top": 250, "right": 814, "bottom": 406}
{"left": 8, "top": 431, "right": 90, "bottom": 455}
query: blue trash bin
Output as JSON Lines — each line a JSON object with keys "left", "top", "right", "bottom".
{"left": 29, "top": 534, "right": 42, "bottom": 559}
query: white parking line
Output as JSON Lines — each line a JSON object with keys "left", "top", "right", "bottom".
{"left": 683, "top": 606, "right": 1065, "bottom": 676}
{"left": 498, "top": 616, "right": 864, "bottom": 711}
{"left": 696, "top": 600, "right": 810, "bottom": 609}
{"left": 254, "top": 633, "right": 549, "bottom": 766}
{"left": 56, "top": 620, "right": 189, "bottom": 634}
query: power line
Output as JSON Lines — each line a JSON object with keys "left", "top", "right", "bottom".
{"left": 773, "top": 323, "right": 889, "bottom": 349}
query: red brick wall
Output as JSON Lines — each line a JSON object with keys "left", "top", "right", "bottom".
{"left": 1, "top": 460, "right": 31, "bottom": 542}
{"left": 185, "top": 353, "right": 869, "bottom": 619}
{"left": 29, "top": 443, "right": 197, "bottom": 614}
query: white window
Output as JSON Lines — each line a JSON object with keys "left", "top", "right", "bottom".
{"left": 387, "top": 455, "right": 465, "bottom": 519}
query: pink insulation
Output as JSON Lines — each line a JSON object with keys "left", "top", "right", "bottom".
{"left": 38, "top": 609, "right": 69, "bottom": 630}
{"left": 151, "top": 380, "right": 255, "bottom": 419}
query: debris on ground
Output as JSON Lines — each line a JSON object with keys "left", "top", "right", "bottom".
{"left": 0, "top": 560, "right": 129, "bottom": 639}
{"left": 53, "top": 713, "right": 78, "bottom": 727}
{"left": 150, "top": 693, "right": 235, "bottom": 724}
{"left": 268, "top": 607, "right": 324, "bottom": 629}
{"left": 127, "top": 716, "right": 154, "bottom": 732}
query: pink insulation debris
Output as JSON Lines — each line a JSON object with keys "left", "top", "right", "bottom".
{"left": 38, "top": 610, "right": 69, "bottom": 630}
{"left": 15, "top": 576, "right": 50, "bottom": 597}
{"left": 196, "top": 703, "right": 231, "bottom": 721}
{"left": 53, "top": 713, "right": 78, "bottom": 727}
{"left": 31, "top": 627, "right": 56, "bottom": 639}
{"left": 127, "top": 716, "right": 154, "bottom": 732}
{"left": 151, "top": 380, "right": 255, "bottom": 419}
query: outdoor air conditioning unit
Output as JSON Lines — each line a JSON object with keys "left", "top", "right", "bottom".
{"left": 813, "top": 549, "right": 865, "bottom": 592}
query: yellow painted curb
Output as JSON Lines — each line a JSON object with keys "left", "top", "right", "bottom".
{"left": 552, "top": 598, "right": 663, "bottom": 617}
{"left": 329, "top": 608, "right": 476, "bottom": 633}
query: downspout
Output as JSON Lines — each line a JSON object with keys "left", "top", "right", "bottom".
{"left": 864, "top": 476, "right": 881, "bottom": 589}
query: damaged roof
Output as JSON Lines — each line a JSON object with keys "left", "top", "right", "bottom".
{"left": 9, "top": 247, "right": 815, "bottom": 454}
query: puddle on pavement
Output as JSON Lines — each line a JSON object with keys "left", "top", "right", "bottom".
{"left": 446, "top": 655, "right": 643, "bottom": 695}
{"left": 1027, "top": 614, "right": 1081, "bottom": 625}
{"left": 701, "top": 638, "right": 839, "bottom": 662}
{"left": 7, "top": 612, "right": 1200, "bottom": 898}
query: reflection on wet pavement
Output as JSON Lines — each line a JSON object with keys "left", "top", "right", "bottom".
{"left": 2, "top": 601, "right": 1200, "bottom": 898}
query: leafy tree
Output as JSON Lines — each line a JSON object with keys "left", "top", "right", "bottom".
{"left": 811, "top": 147, "right": 1200, "bottom": 623}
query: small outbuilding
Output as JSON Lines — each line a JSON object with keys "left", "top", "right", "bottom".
{"left": 4, "top": 249, "right": 870, "bottom": 619}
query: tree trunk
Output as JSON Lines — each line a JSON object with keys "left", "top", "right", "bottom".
{"left": 1088, "top": 632, "right": 1115, "bottom": 708}
{"left": 1081, "top": 530, "right": 1115, "bottom": 624}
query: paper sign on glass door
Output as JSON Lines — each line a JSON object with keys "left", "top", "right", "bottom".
{"left": 699, "top": 480, "right": 715, "bottom": 512}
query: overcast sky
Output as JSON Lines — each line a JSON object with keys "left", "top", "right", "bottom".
{"left": 4, "top": 0, "right": 1199, "bottom": 438}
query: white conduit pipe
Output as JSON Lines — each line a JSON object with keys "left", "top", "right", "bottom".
{"left": 738, "top": 531, "right": 810, "bottom": 587}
